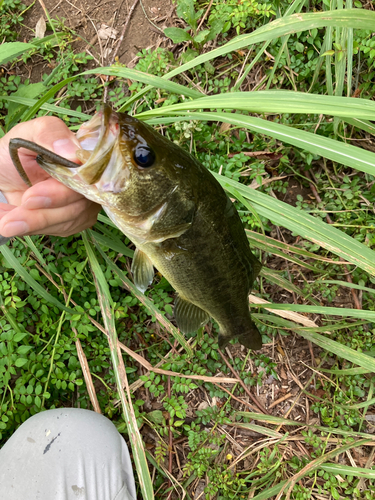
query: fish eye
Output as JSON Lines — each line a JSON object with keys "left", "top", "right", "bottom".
{"left": 133, "top": 145, "right": 155, "bottom": 168}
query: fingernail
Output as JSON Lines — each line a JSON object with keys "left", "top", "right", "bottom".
{"left": 23, "top": 196, "right": 52, "bottom": 209}
{"left": 53, "top": 138, "right": 80, "bottom": 160}
{"left": 3, "top": 221, "right": 29, "bottom": 237}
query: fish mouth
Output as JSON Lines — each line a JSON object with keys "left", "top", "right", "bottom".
{"left": 37, "top": 105, "right": 132, "bottom": 203}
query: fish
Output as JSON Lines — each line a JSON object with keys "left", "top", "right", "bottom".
{"left": 9, "top": 105, "right": 263, "bottom": 350}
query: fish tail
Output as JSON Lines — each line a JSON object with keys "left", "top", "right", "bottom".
{"left": 218, "top": 320, "right": 262, "bottom": 351}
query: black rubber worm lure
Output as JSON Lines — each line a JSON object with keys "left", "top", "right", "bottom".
{"left": 9, "top": 138, "right": 78, "bottom": 187}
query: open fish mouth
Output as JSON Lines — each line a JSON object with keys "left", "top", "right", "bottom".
{"left": 36, "top": 105, "right": 131, "bottom": 204}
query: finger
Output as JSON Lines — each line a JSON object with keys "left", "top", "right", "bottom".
{"left": 6, "top": 116, "right": 80, "bottom": 160}
{"left": 0, "top": 203, "right": 16, "bottom": 214}
{"left": 0, "top": 199, "right": 100, "bottom": 237}
{"left": 1, "top": 116, "right": 81, "bottom": 188}
{"left": 21, "top": 178, "right": 84, "bottom": 209}
{"left": 26, "top": 209, "right": 100, "bottom": 237}
{"left": 28, "top": 217, "right": 99, "bottom": 237}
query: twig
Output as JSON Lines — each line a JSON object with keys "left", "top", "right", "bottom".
{"left": 73, "top": 330, "right": 102, "bottom": 413}
{"left": 86, "top": 15, "right": 104, "bottom": 66}
{"left": 211, "top": 382, "right": 259, "bottom": 411}
{"left": 268, "top": 393, "right": 293, "bottom": 409}
{"left": 139, "top": 0, "right": 164, "bottom": 33}
{"left": 110, "top": 0, "right": 140, "bottom": 65}
{"left": 217, "top": 348, "right": 269, "bottom": 414}
{"left": 197, "top": 0, "right": 214, "bottom": 31}
{"left": 49, "top": 0, "right": 64, "bottom": 14}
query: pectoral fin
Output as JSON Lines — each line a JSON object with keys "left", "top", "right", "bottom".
{"left": 174, "top": 295, "right": 209, "bottom": 333}
{"left": 131, "top": 248, "right": 154, "bottom": 293}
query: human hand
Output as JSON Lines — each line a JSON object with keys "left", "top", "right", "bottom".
{"left": 0, "top": 116, "right": 101, "bottom": 238}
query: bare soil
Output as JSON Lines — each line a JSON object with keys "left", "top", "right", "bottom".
{"left": 21, "top": 0, "right": 175, "bottom": 80}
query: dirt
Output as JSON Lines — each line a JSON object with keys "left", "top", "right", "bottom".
{"left": 21, "top": 0, "right": 175, "bottom": 78}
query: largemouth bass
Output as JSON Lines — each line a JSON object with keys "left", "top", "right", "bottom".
{"left": 10, "top": 105, "right": 263, "bottom": 350}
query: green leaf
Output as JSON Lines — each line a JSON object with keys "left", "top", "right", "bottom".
{"left": 164, "top": 27, "right": 193, "bottom": 43}
{"left": 194, "top": 29, "right": 210, "bottom": 44}
{"left": 206, "top": 18, "right": 227, "bottom": 41}
{"left": 15, "top": 358, "right": 28, "bottom": 368}
{"left": 5, "top": 82, "right": 46, "bottom": 131}
{"left": 176, "top": 0, "right": 197, "bottom": 29}
{"left": 295, "top": 41, "right": 304, "bottom": 52}
{"left": 204, "top": 61, "right": 215, "bottom": 75}
{"left": 146, "top": 410, "right": 165, "bottom": 424}
{"left": 0, "top": 42, "right": 34, "bottom": 65}
{"left": 13, "top": 332, "right": 29, "bottom": 342}
{"left": 17, "top": 345, "right": 32, "bottom": 354}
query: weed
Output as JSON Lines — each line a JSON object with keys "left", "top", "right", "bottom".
{"left": 0, "top": 0, "right": 27, "bottom": 42}
{"left": 209, "top": 0, "right": 275, "bottom": 35}
{"left": 164, "top": 0, "right": 225, "bottom": 49}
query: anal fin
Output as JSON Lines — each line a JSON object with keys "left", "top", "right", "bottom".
{"left": 131, "top": 248, "right": 154, "bottom": 293}
{"left": 174, "top": 295, "right": 209, "bottom": 334}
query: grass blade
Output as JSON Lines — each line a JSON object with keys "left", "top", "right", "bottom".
{"left": 321, "top": 463, "right": 375, "bottom": 478}
{"left": 212, "top": 171, "right": 375, "bottom": 275}
{"left": 0, "top": 42, "right": 34, "bottom": 64}
{"left": 137, "top": 91, "right": 375, "bottom": 120}
{"left": 252, "top": 304, "right": 375, "bottom": 373}
{"left": 82, "top": 66, "right": 203, "bottom": 99}
{"left": 145, "top": 111, "right": 375, "bottom": 178}
{"left": 251, "top": 301, "right": 375, "bottom": 322}
{"left": 82, "top": 231, "right": 153, "bottom": 500}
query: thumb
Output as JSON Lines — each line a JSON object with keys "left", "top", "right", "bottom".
{"left": 30, "top": 116, "right": 81, "bottom": 162}
{"left": 52, "top": 137, "right": 81, "bottom": 161}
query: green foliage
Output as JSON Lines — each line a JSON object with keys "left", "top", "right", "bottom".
{"left": 164, "top": 0, "right": 224, "bottom": 48}
{"left": 0, "top": 0, "right": 26, "bottom": 42}
{"left": 163, "top": 394, "right": 188, "bottom": 420}
{"left": 182, "top": 423, "right": 225, "bottom": 478}
{"left": 209, "top": 0, "right": 275, "bottom": 35}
